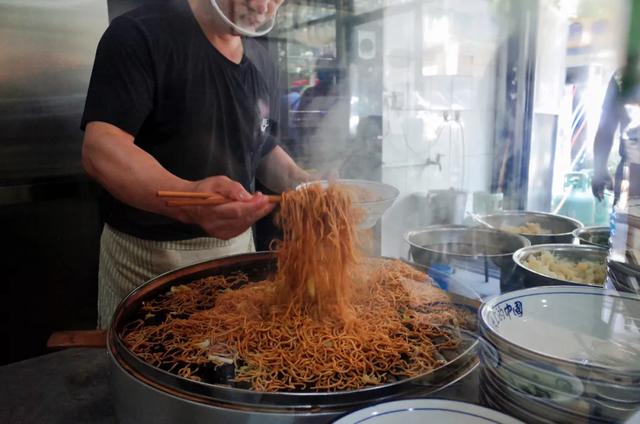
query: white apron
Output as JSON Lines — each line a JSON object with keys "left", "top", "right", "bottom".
{"left": 97, "top": 224, "right": 254, "bottom": 329}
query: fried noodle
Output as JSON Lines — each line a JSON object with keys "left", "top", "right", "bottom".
{"left": 123, "top": 183, "right": 474, "bottom": 391}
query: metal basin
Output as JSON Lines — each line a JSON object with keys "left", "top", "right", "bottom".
{"left": 513, "top": 244, "right": 608, "bottom": 288}
{"left": 477, "top": 211, "right": 583, "bottom": 245}
{"left": 607, "top": 258, "right": 640, "bottom": 295}
{"left": 573, "top": 226, "right": 610, "bottom": 249}
{"left": 108, "top": 252, "right": 480, "bottom": 423}
{"left": 405, "top": 227, "right": 530, "bottom": 294}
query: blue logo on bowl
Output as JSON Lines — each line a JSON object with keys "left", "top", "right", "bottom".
{"left": 488, "top": 300, "right": 524, "bottom": 328}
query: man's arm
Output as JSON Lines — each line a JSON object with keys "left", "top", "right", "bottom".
{"left": 255, "top": 145, "right": 311, "bottom": 192}
{"left": 83, "top": 121, "right": 275, "bottom": 239}
{"left": 592, "top": 75, "right": 621, "bottom": 200}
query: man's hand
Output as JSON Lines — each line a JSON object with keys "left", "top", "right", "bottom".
{"left": 179, "top": 176, "right": 276, "bottom": 240}
{"left": 592, "top": 169, "right": 614, "bottom": 201}
{"left": 82, "top": 122, "right": 275, "bottom": 240}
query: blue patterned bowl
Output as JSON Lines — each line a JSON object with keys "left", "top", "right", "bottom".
{"left": 479, "top": 286, "right": 640, "bottom": 385}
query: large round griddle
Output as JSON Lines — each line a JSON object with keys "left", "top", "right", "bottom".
{"left": 109, "top": 252, "right": 480, "bottom": 415}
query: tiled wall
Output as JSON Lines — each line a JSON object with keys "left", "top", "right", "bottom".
{"left": 378, "top": 0, "right": 500, "bottom": 257}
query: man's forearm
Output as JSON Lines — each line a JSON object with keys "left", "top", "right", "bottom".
{"left": 593, "top": 128, "right": 615, "bottom": 172}
{"left": 82, "top": 122, "right": 193, "bottom": 222}
{"left": 256, "top": 146, "right": 310, "bottom": 193}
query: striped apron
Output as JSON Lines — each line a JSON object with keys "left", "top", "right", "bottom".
{"left": 97, "top": 224, "right": 255, "bottom": 329}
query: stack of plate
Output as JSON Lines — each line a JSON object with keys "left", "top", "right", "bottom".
{"left": 478, "top": 286, "right": 640, "bottom": 423}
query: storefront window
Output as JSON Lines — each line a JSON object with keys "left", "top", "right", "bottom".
{"left": 2, "top": 1, "right": 638, "bottom": 422}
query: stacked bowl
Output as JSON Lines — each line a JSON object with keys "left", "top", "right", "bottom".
{"left": 478, "top": 286, "right": 640, "bottom": 423}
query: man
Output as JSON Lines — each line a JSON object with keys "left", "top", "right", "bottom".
{"left": 593, "top": 68, "right": 640, "bottom": 204}
{"left": 81, "top": 0, "right": 310, "bottom": 328}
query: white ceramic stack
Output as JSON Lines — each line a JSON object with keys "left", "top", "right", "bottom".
{"left": 477, "top": 286, "right": 640, "bottom": 423}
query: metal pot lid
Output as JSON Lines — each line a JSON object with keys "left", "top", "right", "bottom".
{"left": 477, "top": 211, "right": 583, "bottom": 237}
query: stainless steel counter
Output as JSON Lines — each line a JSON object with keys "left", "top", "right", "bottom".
{"left": 0, "top": 348, "right": 114, "bottom": 424}
{"left": 0, "top": 348, "right": 480, "bottom": 424}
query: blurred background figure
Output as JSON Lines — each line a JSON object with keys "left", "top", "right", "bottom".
{"left": 297, "top": 54, "right": 341, "bottom": 113}
{"left": 592, "top": 68, "right": 628, "bottom": 205}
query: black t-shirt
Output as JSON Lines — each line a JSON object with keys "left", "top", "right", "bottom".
{"left": 81, "top": 0, "right": 280, "bottom": 241}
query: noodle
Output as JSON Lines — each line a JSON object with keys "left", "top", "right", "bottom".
{"left": 123, "top": 182, "right": 474, "bottom": 391}
{"left": 272, "top": 183, "right": 361, "bottom": 322}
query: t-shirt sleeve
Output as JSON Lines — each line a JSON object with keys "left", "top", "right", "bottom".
{"left": 601, "top": 71, "right": 622, "bottom": 117}
{"left": 260, "top": 134, "right": 278, "bottom": 157}
{"left": 81, "top": 16, "right": 155, "bottom": 135}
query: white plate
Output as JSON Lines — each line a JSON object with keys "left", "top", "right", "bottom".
{"left": 479, "top": 286, "right": 640, "bottom": 376}
{"left": 332, "top": 399, "right": 523, "bottom": 424}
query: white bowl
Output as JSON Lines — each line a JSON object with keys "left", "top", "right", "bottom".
{"left": 483, "top": 337, "right": 640, "bottom": 419}
{"left": 479, "top": 286, "right": 640, "bottom": 384}
{"left": 483, "top": 330, "right": 640, "bottom": 404}
{"left": 489, "top": 358, "right": 584, "bottom": 403}
{"left": 482, "top": 385, "right": 556, "bottom": 424}
{"left": 592, "top": 397, "right": 639, "bottom": 422}
{"left": 481, "top": 370, "right": 591, "bottom": 423}
{"left": 480, "top": 343, "right": 584, "bottom": 402}
{"left": 591, "top": 380, "right": 640, "bottom": 404}
{"left": 297, "top": 179, "right": 399, "bottom": 229}
{"left": 332, "top": 399, "right": 523, "bottom": 424}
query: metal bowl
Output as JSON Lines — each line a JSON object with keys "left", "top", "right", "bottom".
{"left": 607, "top": 258, "right": 640, "bottom": 295}
{"left": 573, "top": 226, "right": 610, "bottom": 249}
{"left": 298, "top": 179, "right": 399, "bottom": 229}
{"left": 405, "top": 227, "right": 530, "bottom": 294}
{"left": 406, "top": 227, "right": 530, "bottom": 268}
{"left": 108, "top": 252, "right": 480, "bottom": 424}
{"left": 513, "top": 244, "right": 608, "bottom": 287}
{"left": 477, "top": 211, "right": 583, "bottom": 245}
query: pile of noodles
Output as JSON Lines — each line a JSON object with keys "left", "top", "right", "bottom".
{"left": 123, "top": 183, "right": 474, "bottom": 392}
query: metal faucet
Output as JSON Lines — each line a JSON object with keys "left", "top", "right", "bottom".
{"left": 426, "top": 153, "right": 442, "bottom": 171}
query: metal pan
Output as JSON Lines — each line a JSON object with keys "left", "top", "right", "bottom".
{"left": 513, "top": 244, "right": 608, "bottom": 288}
{"left": 108, "top": 252, "right": 480, "bottom": 423}
{"left": 573, "top": 226, "right": 610, "bottom": 249}
{"left": 405, "top": 226, "right": 530, "bottom": 294}
{"left": 477, "top": 211, "right": 583, "bottom": 245}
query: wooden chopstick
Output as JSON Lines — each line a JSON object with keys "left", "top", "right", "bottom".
{"left": 157, "top": 190, "right": 217, "bottom": 199}
{"left": 158, "top": 190, "right": 280, "bottom": 207}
